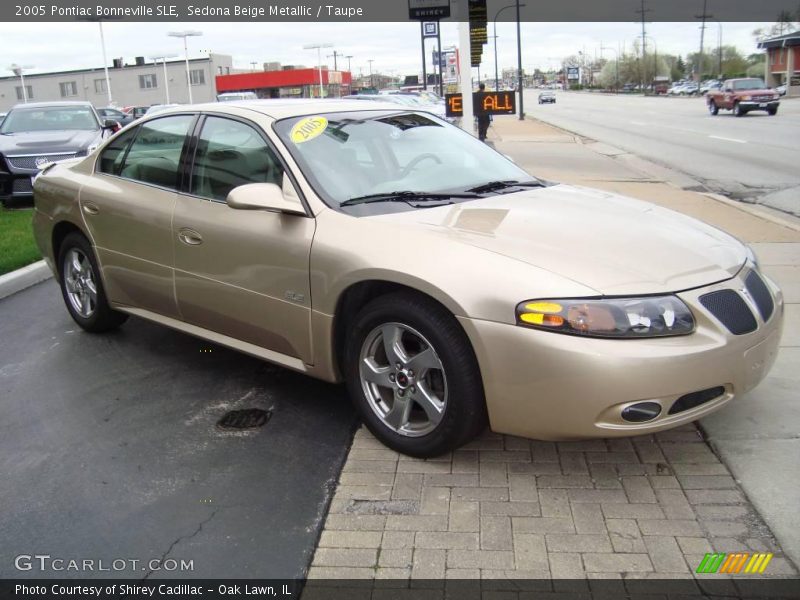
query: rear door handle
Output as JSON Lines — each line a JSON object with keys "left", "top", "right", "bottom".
{"left": 178, "top": 228, "right": 203, "bottom": 246}
{"left": 82, "top": 202, "right": 99, "bottom": 215}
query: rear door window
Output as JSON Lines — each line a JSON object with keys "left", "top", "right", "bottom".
{"left": 118, "top": 115, "right": 193, "bottom": 190}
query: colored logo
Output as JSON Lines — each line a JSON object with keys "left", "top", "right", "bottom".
{"left": 696, "top": 552, "right": 773, "bottom": 574}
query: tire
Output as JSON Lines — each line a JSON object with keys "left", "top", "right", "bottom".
{"left": 733, "top": 102, "right": 745, "bottom": 117}
{"left": 58, "top": 232, "right": 128, "bottom": 333}
{"left": 708, "top": 100, "right": 719, "bottom": 115}
{"left": 767, "top": 106, "right": 778, "bottom": 116}
{"left": 344, "top": 291, "right": 488, "bottom": 457}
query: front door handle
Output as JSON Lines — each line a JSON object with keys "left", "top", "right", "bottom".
{"left": 178, "top": 228, "right": 203, "bottom": 246}
{"left": 82, "top": 202, "right": 99, "bottom": 215}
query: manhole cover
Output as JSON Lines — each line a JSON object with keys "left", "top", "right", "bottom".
{"left": 217, "top": 409, "right": 272, "bottom": 430}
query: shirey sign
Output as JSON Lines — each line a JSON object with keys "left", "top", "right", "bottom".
{"left": 445, "top": 91, "right": 517, "bottom": 117}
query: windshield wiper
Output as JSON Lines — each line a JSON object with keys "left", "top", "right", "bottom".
{"left": 466, "top": 179, "right": 546, "bottom": 194}
{"left": 340, "top": 190, "right": 480, "bottom": 207}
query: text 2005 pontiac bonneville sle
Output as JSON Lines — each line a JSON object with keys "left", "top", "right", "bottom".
{"left": 32, "top": 100, "right": 783, "bottom": 457}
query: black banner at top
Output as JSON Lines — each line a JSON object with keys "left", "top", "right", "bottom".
{"left": 0, "top": 0, "right": 798, "bottom": 21}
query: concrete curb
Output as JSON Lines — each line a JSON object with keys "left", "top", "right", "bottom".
{"left": 700, "top": 192, "right": 800, "bottom": 233}
{"left": 0, "top": 260, "right": 52, "bottom": 301}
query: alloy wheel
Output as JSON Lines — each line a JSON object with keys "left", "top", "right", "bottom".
{"left": 63, "top": 248, "right": 98, "bottom": 318}
{"left": 358, "top": 322, "right": 448, "bottom": 437}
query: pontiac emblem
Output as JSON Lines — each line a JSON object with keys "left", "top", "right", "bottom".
{"left": 34, "top": 157, "right": 50, "bottom": 169}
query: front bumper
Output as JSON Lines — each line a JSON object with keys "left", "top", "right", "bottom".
{"left": 459, "top": 269, "right": 784, "bottom": 440}
{"left": 1, "top": 152, "right": 78, "bottom": 202}
{"left": 739, "top": 100, "right": 779, "bottom": 110}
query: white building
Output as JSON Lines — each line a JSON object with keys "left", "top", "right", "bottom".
{"left": 0, "top": 54, "right": 234, "bottom": 112}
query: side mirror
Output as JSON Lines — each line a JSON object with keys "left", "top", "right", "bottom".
{"left": 226, "top": 183, "right": 306, "bottom": 216}
{"left": 103, "top": 119, "right": 119, "bottom": 130}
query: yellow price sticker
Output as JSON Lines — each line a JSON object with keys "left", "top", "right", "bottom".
{"left": 290, "top": 116, "right": 328, "bottom": 144}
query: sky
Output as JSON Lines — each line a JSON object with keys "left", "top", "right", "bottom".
{"left": 0, "top": 21, "right": 770, "bottom": 79}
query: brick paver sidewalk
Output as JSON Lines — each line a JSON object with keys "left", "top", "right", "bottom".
{"left": 307, "top": 425, "right": 796, "bottom": 581}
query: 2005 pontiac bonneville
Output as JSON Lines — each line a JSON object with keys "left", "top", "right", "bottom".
{"left": 32, "top": 100, "right": 783, "bottom": 457}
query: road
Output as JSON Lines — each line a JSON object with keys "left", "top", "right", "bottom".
{"left": 522, "top": 90, "right": 800, "bottom": 211}
{"left": 0, "top": 281, "right": 356, "bottom": 579}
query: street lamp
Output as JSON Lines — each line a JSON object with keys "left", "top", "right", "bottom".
{"left": 303, "top": 43, "right": 334, "bottom": 98}
{"left": 493, "top": 3, "right": 525, "bottom": 92}
{"left": 9, "top": 64, "right": 34, "bottom": 103}
{"left": 149, "top": 54, "right": 178, "bottom": 104}
{"left": 515, "top": 0, "right": 524, "bottom": 120}
{"left": 168, "top": 30, "right": 203, "bottom": 104}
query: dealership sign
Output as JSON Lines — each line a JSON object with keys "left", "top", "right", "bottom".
{"left": 408, "top": 0, "right": 451, "bottom": 19}
{"left": 445, "top": 91, "right": 517, "bottom": 117}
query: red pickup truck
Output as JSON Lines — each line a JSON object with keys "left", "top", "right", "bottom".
{"left": 707, "top": 78, "right": 781, "bottom": 117}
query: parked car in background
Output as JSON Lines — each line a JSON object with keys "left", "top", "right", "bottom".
{"left": 31, "top": 100, "right": 783, "bottom": 456}
{"left": 96, "top": 107, "right": 133, "bottom": 129}
{"left": 538, "top": 91, "right": 556, "bottom": 104}
{"left": 776, "top": 83, "right": 787, "bottom": 96}
{"left": 0, "top": 112, "right": 6, "bottom": 126}
{"left": 699, "top": 80, "right": 722, "bottom": 95}
{"left": 217, "top": 92, "right": 258, "bottom": 102}
{"left": 706, "top": 78, "right": 780, "bottom": 117}
{"left": 121, "top": 105, "right": 150, "bottom": 120}
{"left": 0, "top": 101, "right": 116, "bottom": 206}
{"left": 668, "top": 82, "right": 699, "bottom": 96}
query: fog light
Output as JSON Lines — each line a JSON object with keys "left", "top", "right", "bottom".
{"left": 621, "top": 402, "right": 662, "bottom": 423}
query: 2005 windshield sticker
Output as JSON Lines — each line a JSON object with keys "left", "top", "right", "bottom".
{"left": 290, "top": 116, "right": 328, "bottom": 144}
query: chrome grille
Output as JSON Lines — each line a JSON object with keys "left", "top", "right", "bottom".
{"left": 753, "top": 95, "right": 773, "bottom": 102}
{"left": 699, "top": 290, "right": 757, "bottom": 335}
{"left": 745, "top": 270, "right": 774, "bottom": 322}
{"left": 6, "top": 154, "right": 76, "bottom": 170}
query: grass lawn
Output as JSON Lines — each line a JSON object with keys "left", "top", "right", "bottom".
{"left": 0, "top": 208, "right": 42, "bottom": 276}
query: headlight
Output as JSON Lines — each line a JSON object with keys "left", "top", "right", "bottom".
{"left": 75, "top": 143, "right": 100, "bottom": 158}
{"left": 516, "top": 296, "right": 695, "bottom": 338}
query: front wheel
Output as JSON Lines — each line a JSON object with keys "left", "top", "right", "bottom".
{"left": 58, "top": 232, "right": 128, "bottom": 333}
{"left": 708, "top": 101, "right": 719, "bottom": 115}
{"left": 767, "top": 106, "right": 778, "bottom": 116}
{"left": 344, "top": 292, "right": 488, "bottom": 457}
{"left": 734, "top": 102, "right": 746, "bottom": 117}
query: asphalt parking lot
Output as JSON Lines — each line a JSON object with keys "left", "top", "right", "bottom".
{"left": 0, "top": 281, "right": 356, "bottom": 579}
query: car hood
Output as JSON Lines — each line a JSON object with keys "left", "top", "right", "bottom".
{"left": 369, "top": 184, "right": 746, "bottom": 295}
{"left": 0, "top": 129, "right": 101, "bottom": 155}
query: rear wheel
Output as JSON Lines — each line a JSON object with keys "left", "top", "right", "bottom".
{"left": 344, "top": 292, "right": 488, "bottom": 457}
{"left": 58, "top": 232, "right": 128, "bottom": 333}
{"left": 708, "top": 100, "right": 719, "bottom": 115}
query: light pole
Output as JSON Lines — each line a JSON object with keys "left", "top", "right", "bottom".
{"left": 9, "top": 64, "right": 33, "bottom": 103}
{"left": 493, "top": 3, "right": 525, "bottom": 92}
{"left": 303, "top": 43, "right": 333, "bottom": 98}
{"left": 368, "top": 59, "right": 375, "bottom": 88}
{"left": 168, "top": 30, "right": 203, "bottom": 104}
{"left": 515, "top": 0, "right": 524, "bottom": 120}
{"left": 644, "top": 34, "right": 658, "bottom": 88}
{"left": 97, "top": 21, "right": 113, "bottom": 105}
{"left": 600, "top": 45, "right": 619, "bottom": 91}
{"left": 713, "top": 19, "right": 723, "bottom": 77}
{"left": 149, "top": 55, "right": 177, "bottom": 104}
{"left": 345, "top": 55, "right": 353, "bottom": 73}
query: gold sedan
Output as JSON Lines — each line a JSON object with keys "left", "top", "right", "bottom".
{"left": 32, "top": 100, "right": 783, "bottom": 457}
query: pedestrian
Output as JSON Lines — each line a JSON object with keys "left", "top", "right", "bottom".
{"left": 475, "top": 83, "right": 490, "bottom": 142}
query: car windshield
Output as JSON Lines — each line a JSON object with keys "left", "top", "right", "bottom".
{"left": 0, "top": 106, "right": 99, "bottom": 134}
{"left": 732, "top": 79, "right": 767, "bottom": 90}
{"left": 274, "top": 110, "right": 535, "bottom": 209}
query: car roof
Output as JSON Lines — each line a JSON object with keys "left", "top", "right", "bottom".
{"left": 10, "top": 101, "right": 94, "bottom": 110}
{"left": 150, "top": 98, "right": 407, "bottom": 119}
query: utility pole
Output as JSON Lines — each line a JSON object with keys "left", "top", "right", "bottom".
{"left": 250, "top": 61, "right": 257, "bottom": 72}
{"left": 327, "top": 50, "right": 339, "bottom": 71}
{"left": 515, "top": 0, "right": 524, "bottom": 119}
{"left": 695, "top": 0, "right": 712, "bottom": 81}
{"left": 368, "top": 59, "right": 374, "bottom": 88}
{"left": 345, "top": 55, "right": 353, "bottom": 73}
{"left": 635, "top": 0, "right": 650, "bottom": 92}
